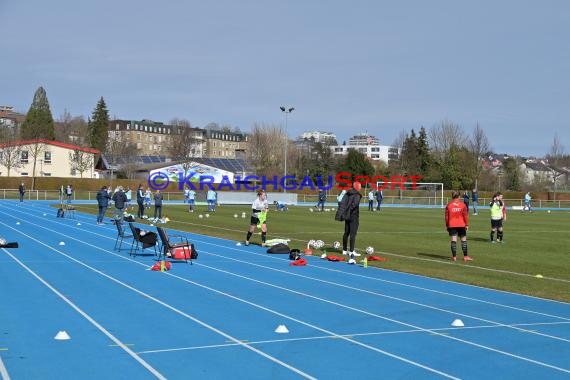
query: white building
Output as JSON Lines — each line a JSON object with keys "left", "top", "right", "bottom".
{"left": 298, "top": 131, "right": 337, "bottom": 143}
{"left": 330, "top": 132, "right": 398, "bottom": 163}
{"left": 0, "top": 139, "right": 100, "bottom": 178}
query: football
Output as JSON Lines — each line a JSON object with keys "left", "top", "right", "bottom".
{"left": 332, "top": 241, "right": 341, "bottom": 249}
{"left": 366, "top": 246, "right": 374, "bottom": 255}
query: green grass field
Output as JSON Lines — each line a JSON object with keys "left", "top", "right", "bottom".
{"left": 76, "top": 203, "right": 570, "bottom": 303}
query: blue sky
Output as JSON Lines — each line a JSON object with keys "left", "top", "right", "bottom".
{"left": 1, "top": 0, "right": 569, "bottom": 157}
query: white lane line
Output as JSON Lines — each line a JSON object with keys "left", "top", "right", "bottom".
{"left": 0, "top": 216, "right": 459, "bottom": 380}
{"left": 193, "top": 252, "right": 570, "bottom": 375}
{"left": 0, "top": 221, "right": 317, "bottom": 380}
{"left": 0, "top": 350, "right": 11, "bottom": 380}
{"left": 1, "top": 249, "right": 165, "bottom": 380}
{"left": 137, "top": 320, "right": 570, "bottom": 355}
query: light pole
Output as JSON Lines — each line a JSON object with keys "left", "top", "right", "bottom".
{"left": 280, "top": 106, "right": 294, "bottom": 192}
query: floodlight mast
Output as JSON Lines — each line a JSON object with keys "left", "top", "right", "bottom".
{"left": 280, "top": 106, "right": 294, "bottom": 192}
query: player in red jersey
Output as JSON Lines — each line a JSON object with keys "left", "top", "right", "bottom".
{"left": 445, "top": 190, "right": 472, "bottom": 262}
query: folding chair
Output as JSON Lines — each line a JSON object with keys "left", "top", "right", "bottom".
{"left": 128, "top": 222, "right": 158, "bottom": 258}
{"left": 114, "top": 221, "right": 133, "bottom": 251}
{"left": 156, "top": 226, "right": 193, "bottom": 264}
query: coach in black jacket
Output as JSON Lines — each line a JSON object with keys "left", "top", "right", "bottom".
{"left": 335, "top": 182, "right": 362, "bottom": 258}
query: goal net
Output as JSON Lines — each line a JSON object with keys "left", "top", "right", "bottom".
{"left": 374, "top": 182, "right": 444, "bottom": 208}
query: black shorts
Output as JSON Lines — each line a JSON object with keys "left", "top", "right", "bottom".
{"left": 491, "top": 219, "right": 503, "bottom": 229}
{"left": 250, "top": 216, "right": 267, "bottom": 226}
{"left": 447, "top": 227, "right": 467, "bottom": 237}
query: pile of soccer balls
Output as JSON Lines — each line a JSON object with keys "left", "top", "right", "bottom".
{"left": 308, "top": 239, "right": 325, "bottom": 249}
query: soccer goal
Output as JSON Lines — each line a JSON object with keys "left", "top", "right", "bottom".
{"left": 374, "top": 182, "right": 444, "bottom": 208}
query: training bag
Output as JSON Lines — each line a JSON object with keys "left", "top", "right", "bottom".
{"left": 171, "top": 244, "right": 198, "bottom": 260}
{"left": 267, "top": 243, "right": 290, "bottom": 254}
{"left": 289, "top": 249, "right": 301, "bottom": 260}
{"left": 56, "top": 208, "right": 65, "bottom": 218}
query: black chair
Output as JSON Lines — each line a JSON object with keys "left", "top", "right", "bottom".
{"left": 114, "top": 221, "right": 133, "bottom": 251}
{"left": 156, "top": 226, "right": 193, "bottom": 264}
{"left": 128, "top": 222, "right": 158, "bottom": 258}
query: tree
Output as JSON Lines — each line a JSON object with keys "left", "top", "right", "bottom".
{"left": 502, "top": 157, "right": 521, "bottom": 191}
{"left": 400, "top": 129, "right": 419, "bottom": 175}
{"left": 0, "top": 130, "right": 23, "bottom": 176}
{"left": 467, "top": 123, "right": 491, "bottom": 189}
{"left": 56, "top": 110, "right": 88, "bottom": 145}
{"left": 416, "top": 127, "right": 431, "bottom": 177}
{"left": 68, "top": 149, "right": 94, "bottom": 178}
{"left": 337, "top": 149, "right": 375, "bottom": 186}
{"left": 169, "top": 119, "right": 202, "bottom": 177}
{"left": 28, "top": 140, "right": 46, "bottom": 190}
{"left": 20, "top": 86, "right": 55, "bottom": 140}
{"left": 428, "top": 120, "right": 465, "bottom": 158}
{"left": 387, "top": 130, "right": 407, "bottom": 175}
{"left": 246, "top": 123, "right": 286, "bottom": 177}
{"left": 547, "top": 133, "right": 565, "bottom": 168}
{"left": 88, "top": 97, "right": 110, "bottom": 152}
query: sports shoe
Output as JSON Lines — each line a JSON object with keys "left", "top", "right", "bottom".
{"left": 342, "top": 250, "right": 348, "bottom": 255}
{"left": 463, "top": 256, "right": 473, "bottom": 262}
{"left": 350, "top": 251, "right": 361, "bottom": 257}
{"left": 451, "top": 256, "right": 457, "bottom": 262}
{"left": 261, "top": 243, "right": 266, "bottom": 247}
{"left": 490, "top": 240, "right": 496, "bottom": 244}
{"left": 245, "top": 241, "right": 249, "bottom": 246}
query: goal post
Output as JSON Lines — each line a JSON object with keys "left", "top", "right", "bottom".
{"left": 374, "top": 182, "right": 444, "bottom": 208}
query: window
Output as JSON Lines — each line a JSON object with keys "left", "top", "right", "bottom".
{"left": 44, "top": 151, "right": 52, "bottom": 163}
{"left": 21, "top": 172, "right": 29, "bottom": 176}
{"left": 43, "top": 172, "right": 52, "bottom": 176}
{"left": 21, "top": 151, "right": 28, "bottom": 163}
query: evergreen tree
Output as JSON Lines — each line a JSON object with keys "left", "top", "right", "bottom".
{"left": 88, "top": 97, "right": 110, "bottom": 152}
{"left": 503, "top": 157, "right": 521, "bottom": 191}
{"left": 338, "top": 149, "right": 375, "bottom": 183}
{"left": 20, "top": 86, "right": 55, "bottom": 140}
{"left": 400, "top": 129, "right": 419, "bottom": 175}
{"left": 417, "top": 126, "right": 431, "bottom": 177}
{"left": 439, "top": 145, "right": 464, "bottom": 189}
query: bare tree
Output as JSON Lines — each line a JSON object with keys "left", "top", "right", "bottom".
{"left": 547, "top": 133, "right": 565, "bottom": 166}
{"left": 246, "top": 123, "right": 286, "bottom": 176}
{"left": 428, "top": 120, "right": 466, "bottom": 157}
{"left": 106, "top": 135, "right": 139, "bottom": 180}
{"left": 169, "top": 119, "right": 201, "bottom": 177}
{"left": 0, "top": 130, "right": 23, "bottom": 176}
{"left": 56, "top": 110, "right": 88, "bottom": 145}
{"left": 467, "top": 122, "right": 491, "bottom": 189}
{"left": 28, "top": 140, "right": 46, "bottom": 190}
{"left": 68, "top": 149, "right": 94, "bottom": 178}
{"left": 120, "top": 144, "right": 140, "bottom": 179}
{"left": 387, "top": 130, "right": 407, "bottom": 174}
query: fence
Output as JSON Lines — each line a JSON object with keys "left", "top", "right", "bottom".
{"left": 2, "top": 189, "right": 570, "bottom": 209}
